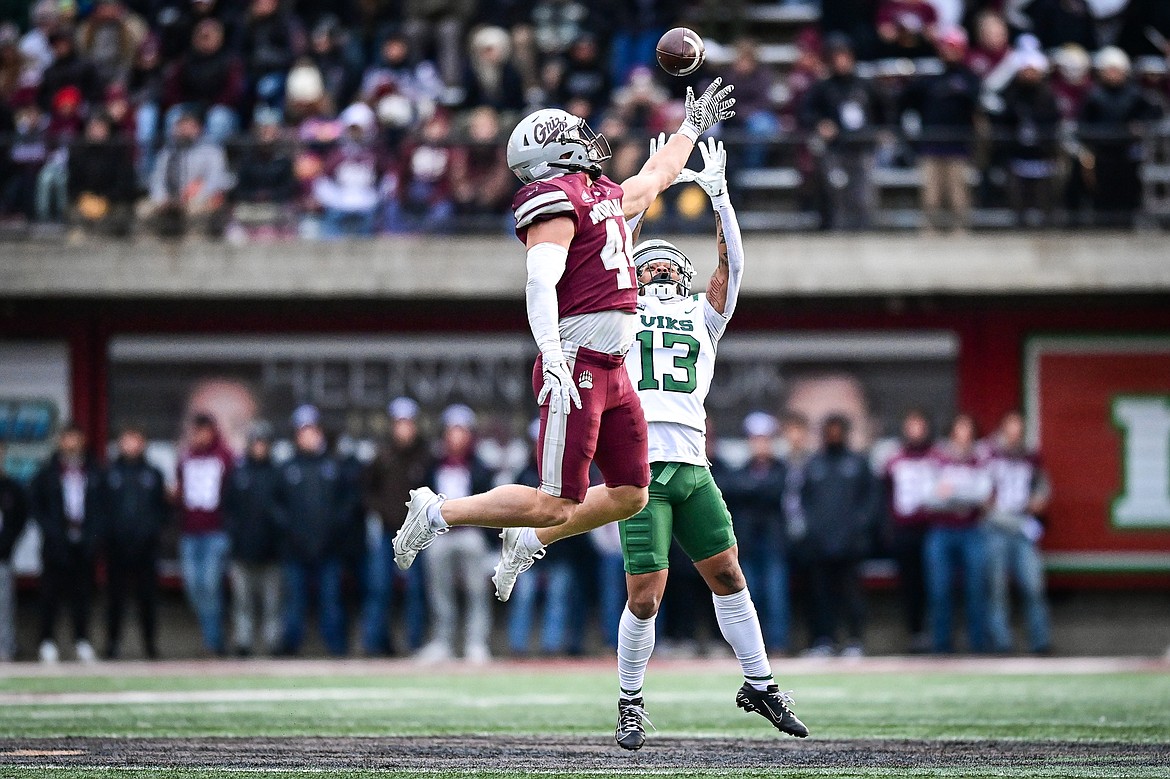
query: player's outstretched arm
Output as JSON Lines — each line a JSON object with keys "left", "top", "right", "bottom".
{"left": 525, "top": 217, "right": 582, "bottom": 415}
{"left": 682, "top": 137, "right": 743, "bottom": 320}
{"left": 620, "top": 78, "right": 736, "bottom": 218}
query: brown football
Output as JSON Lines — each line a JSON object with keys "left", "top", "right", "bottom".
{"left": 656, "top": 27, "right": 706, "bottom": 77}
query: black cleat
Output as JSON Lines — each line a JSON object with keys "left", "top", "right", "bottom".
{"left": 735, "top": 683, "right": 810, "bottom": 738}
{"left": 615, "top": 697, "right": 652, "bottom": 751}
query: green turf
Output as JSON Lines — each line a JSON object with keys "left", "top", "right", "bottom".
{"left": 1, "top": 667, "right": 1167, "bottom": 741}
{"left": 0, "top": 665, "right": 1167, "bottom": 778}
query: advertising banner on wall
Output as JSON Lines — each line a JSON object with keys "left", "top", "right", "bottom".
{"left": 0, "top": 341, "right": 71, "bottom": 573}
{"left": 108, "top": 331, "right": 959, "bottom": 463}
{"left": 1025, "top": 335, "right": 1170, "bottom": 574}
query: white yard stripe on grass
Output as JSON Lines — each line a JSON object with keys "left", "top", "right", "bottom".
{"left": 0, "top": 687, "right": 745, "bottom": 708}
{"left": 0, "top": 655, "right": 1164, "bottom": 681}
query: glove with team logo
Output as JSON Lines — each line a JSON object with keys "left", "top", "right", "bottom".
{"left": 679, "top": 77, "right": 736, "bottom": 142}
{"left": 676, "top": 137, "right": 727, "bottom": 200}
{"left": 537, "top": 351, "right": 582, "bottom": 416}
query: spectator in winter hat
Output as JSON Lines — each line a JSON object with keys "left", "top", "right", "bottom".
{"left": 223, "top": 419, "right": 283, "bottom": 656}
{"left": 1079, "top": 46, "right": 1163, "bottom": 225}
{"left": 416, "top": 404, "right": 496, "bottom": 664}
{"left": 361, "top": 397, "right": 431, "bottom": 655}
{"left": 721, "top": 412, "right": 792, "bottom": 653}
{"left": 273, "top": 404, "right": 357, "bottom": 656}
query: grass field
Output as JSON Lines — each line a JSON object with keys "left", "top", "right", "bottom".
{"left": 0, "top": 657, "right": 1167, "bottom": 778}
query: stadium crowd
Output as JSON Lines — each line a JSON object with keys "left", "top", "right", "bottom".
{"left": 0, "top": 0, "right": 1169, "bottom": 236}
{"left": 0, "top": 399, "right": 1052, "bottom": 663}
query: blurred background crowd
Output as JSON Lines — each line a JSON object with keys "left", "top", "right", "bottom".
{"left": 0, "top": 396, "right": 1052, "bottom": 663}
{"left": 0, "top": 0, "right": 1169, "bottom": 238}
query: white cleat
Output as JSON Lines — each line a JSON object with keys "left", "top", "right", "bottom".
{"left": 492, "top": 527, "right": 545, "bottom": 602}
{"left": 392, "top": 488, "right": 448, "bottom": 570}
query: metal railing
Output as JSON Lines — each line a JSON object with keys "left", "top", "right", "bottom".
{"left": 1, "top": 123, "right": 1168, "bottom": 239}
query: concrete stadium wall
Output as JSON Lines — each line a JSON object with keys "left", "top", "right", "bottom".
{"left": 3, "top": 232, "right": 1170, "bottom": 298}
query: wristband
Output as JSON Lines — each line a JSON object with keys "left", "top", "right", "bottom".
{"left": 677, "top": 123, "right": 699, "bottom": 143}
{"left": 710, "top": 191, "right": 731, "bottom": 210}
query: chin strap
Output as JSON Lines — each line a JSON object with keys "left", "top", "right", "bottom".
{"left": 548, "top": 160, "right": 602, "bottom": 178}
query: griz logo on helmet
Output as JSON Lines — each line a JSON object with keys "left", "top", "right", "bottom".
{"left": 533, "top": 116, "right": 569, "bottom": 146}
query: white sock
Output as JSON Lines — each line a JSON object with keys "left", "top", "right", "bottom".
{"left": 713, "top": 588, "right": 773, "bottom": 691}
{"left": 425, "top": 499, "right": 448, "bottom": 530}
{"left": 518, "top": 526, "right": 542, "bottom": 553}
{"left": 617, "top": 606, "right": 655, "bottom": 700}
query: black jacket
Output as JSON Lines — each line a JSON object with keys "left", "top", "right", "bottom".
{"left": 272, "top": 450, "right": 360, "bottom": 564}
{"left": 222, "top": 455, "right": 281, "bottom": 563}
{"left": 801, "top": 72, "right": 885, "bottom": 145}
{"left": 800, "top": 446, "right": 878, "bottom": 559}
{"left": 0, "top": 475, "right": 29, "bottom": 561}
{"left": 30, "top": 452, "right": 103, "bottom": 563}
{"left": 38, "top": 53, "right": 104, "bottom": 111}
{"left": 233, "top": 144, "right": 296, "bottom": 203}
{"left": 722, "top": 456, "right": 788, "bottom": 555}
{"left": 68, "top": 138, "right": 138, "bottom": 204}
{"left": 899, "top": 64, "right": 980, "bottom": 155}
{"left": 1080, "top": 82, "right": 1162, "bottom": 151}
{"left": 996, "top": 79, "right": 1061, "bottom": 163}
{"left": 99, "top": 455, "right": 169, "bottom": 557}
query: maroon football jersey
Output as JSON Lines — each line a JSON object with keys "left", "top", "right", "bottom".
{"left": 512, "top": 173, "right": 638, "bottom": 318}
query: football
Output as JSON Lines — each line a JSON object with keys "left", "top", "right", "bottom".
{"left": 655, "top": 27, "right": 706, "bottom": 77}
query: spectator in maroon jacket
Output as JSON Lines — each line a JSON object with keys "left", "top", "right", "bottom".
{"left": 1051, "top": 44, "right": 1093, "bottom": 121}
{"left": 389, "top": 111, "right": 457, "bottom": 233}
{"left": 162, "top": 18, "right": 245, "bottom": 144}
{"left": 175, "top": 412, "right": 234, "bottom": 655}
{"left": 923, "top": 413, "right": 992, "bottom": 653}
{"left": 983, "top": 411, "right": 1052, "bottom": 654}
{"left": 882, "top": 409, "right": 936, "bottom": 653}
{"left": 311, "top": 102, "right": 387, "bottom": 237}
{"left": 966, "top": 9, "right": 1012, "bottom": 81}
{"left": 449, "top": 106, "right": 516, "bottom": 222}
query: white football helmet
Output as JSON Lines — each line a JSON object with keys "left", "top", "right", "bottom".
{"left": 634, "top": 240, "right": 695, "bottom": 301}
{"left": 507, "top": 108, "right": 612, "bottom": 184}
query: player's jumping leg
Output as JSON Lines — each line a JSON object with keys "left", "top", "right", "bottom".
{"left": 694, "top": 548, "right": 809, "bottom": 738}
{"left": 614, "top": 569, "right": 668, "bottom": 750}
{"left": 493, "top": 484, "right": 646, "bottom": 600}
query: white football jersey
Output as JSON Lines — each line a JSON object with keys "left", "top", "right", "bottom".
{"left": 625, "top": 292, "right": 728, "bottom": 465}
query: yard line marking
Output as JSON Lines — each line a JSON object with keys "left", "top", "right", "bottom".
{"left": 0, "top": 750, "right": 85, "bottom": 757}
{"left": 0, "top": 655, "right": 1163, "bottom": 680}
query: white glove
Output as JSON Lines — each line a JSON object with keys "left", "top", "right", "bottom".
{"left": 676, "top": 137, "right": 727, "bottom": 200}
{"left": 679, "top": 77, "right": 736, "bottom": 141}
{"left": 537, "top": 353, "right": 582, "bottom": 416}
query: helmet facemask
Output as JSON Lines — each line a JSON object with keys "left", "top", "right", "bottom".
{"left": 547, "top": 119, "right": 611, "bottom": 178}
{"left": 635, "top": 241, "right": 694, "bottom": 301}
